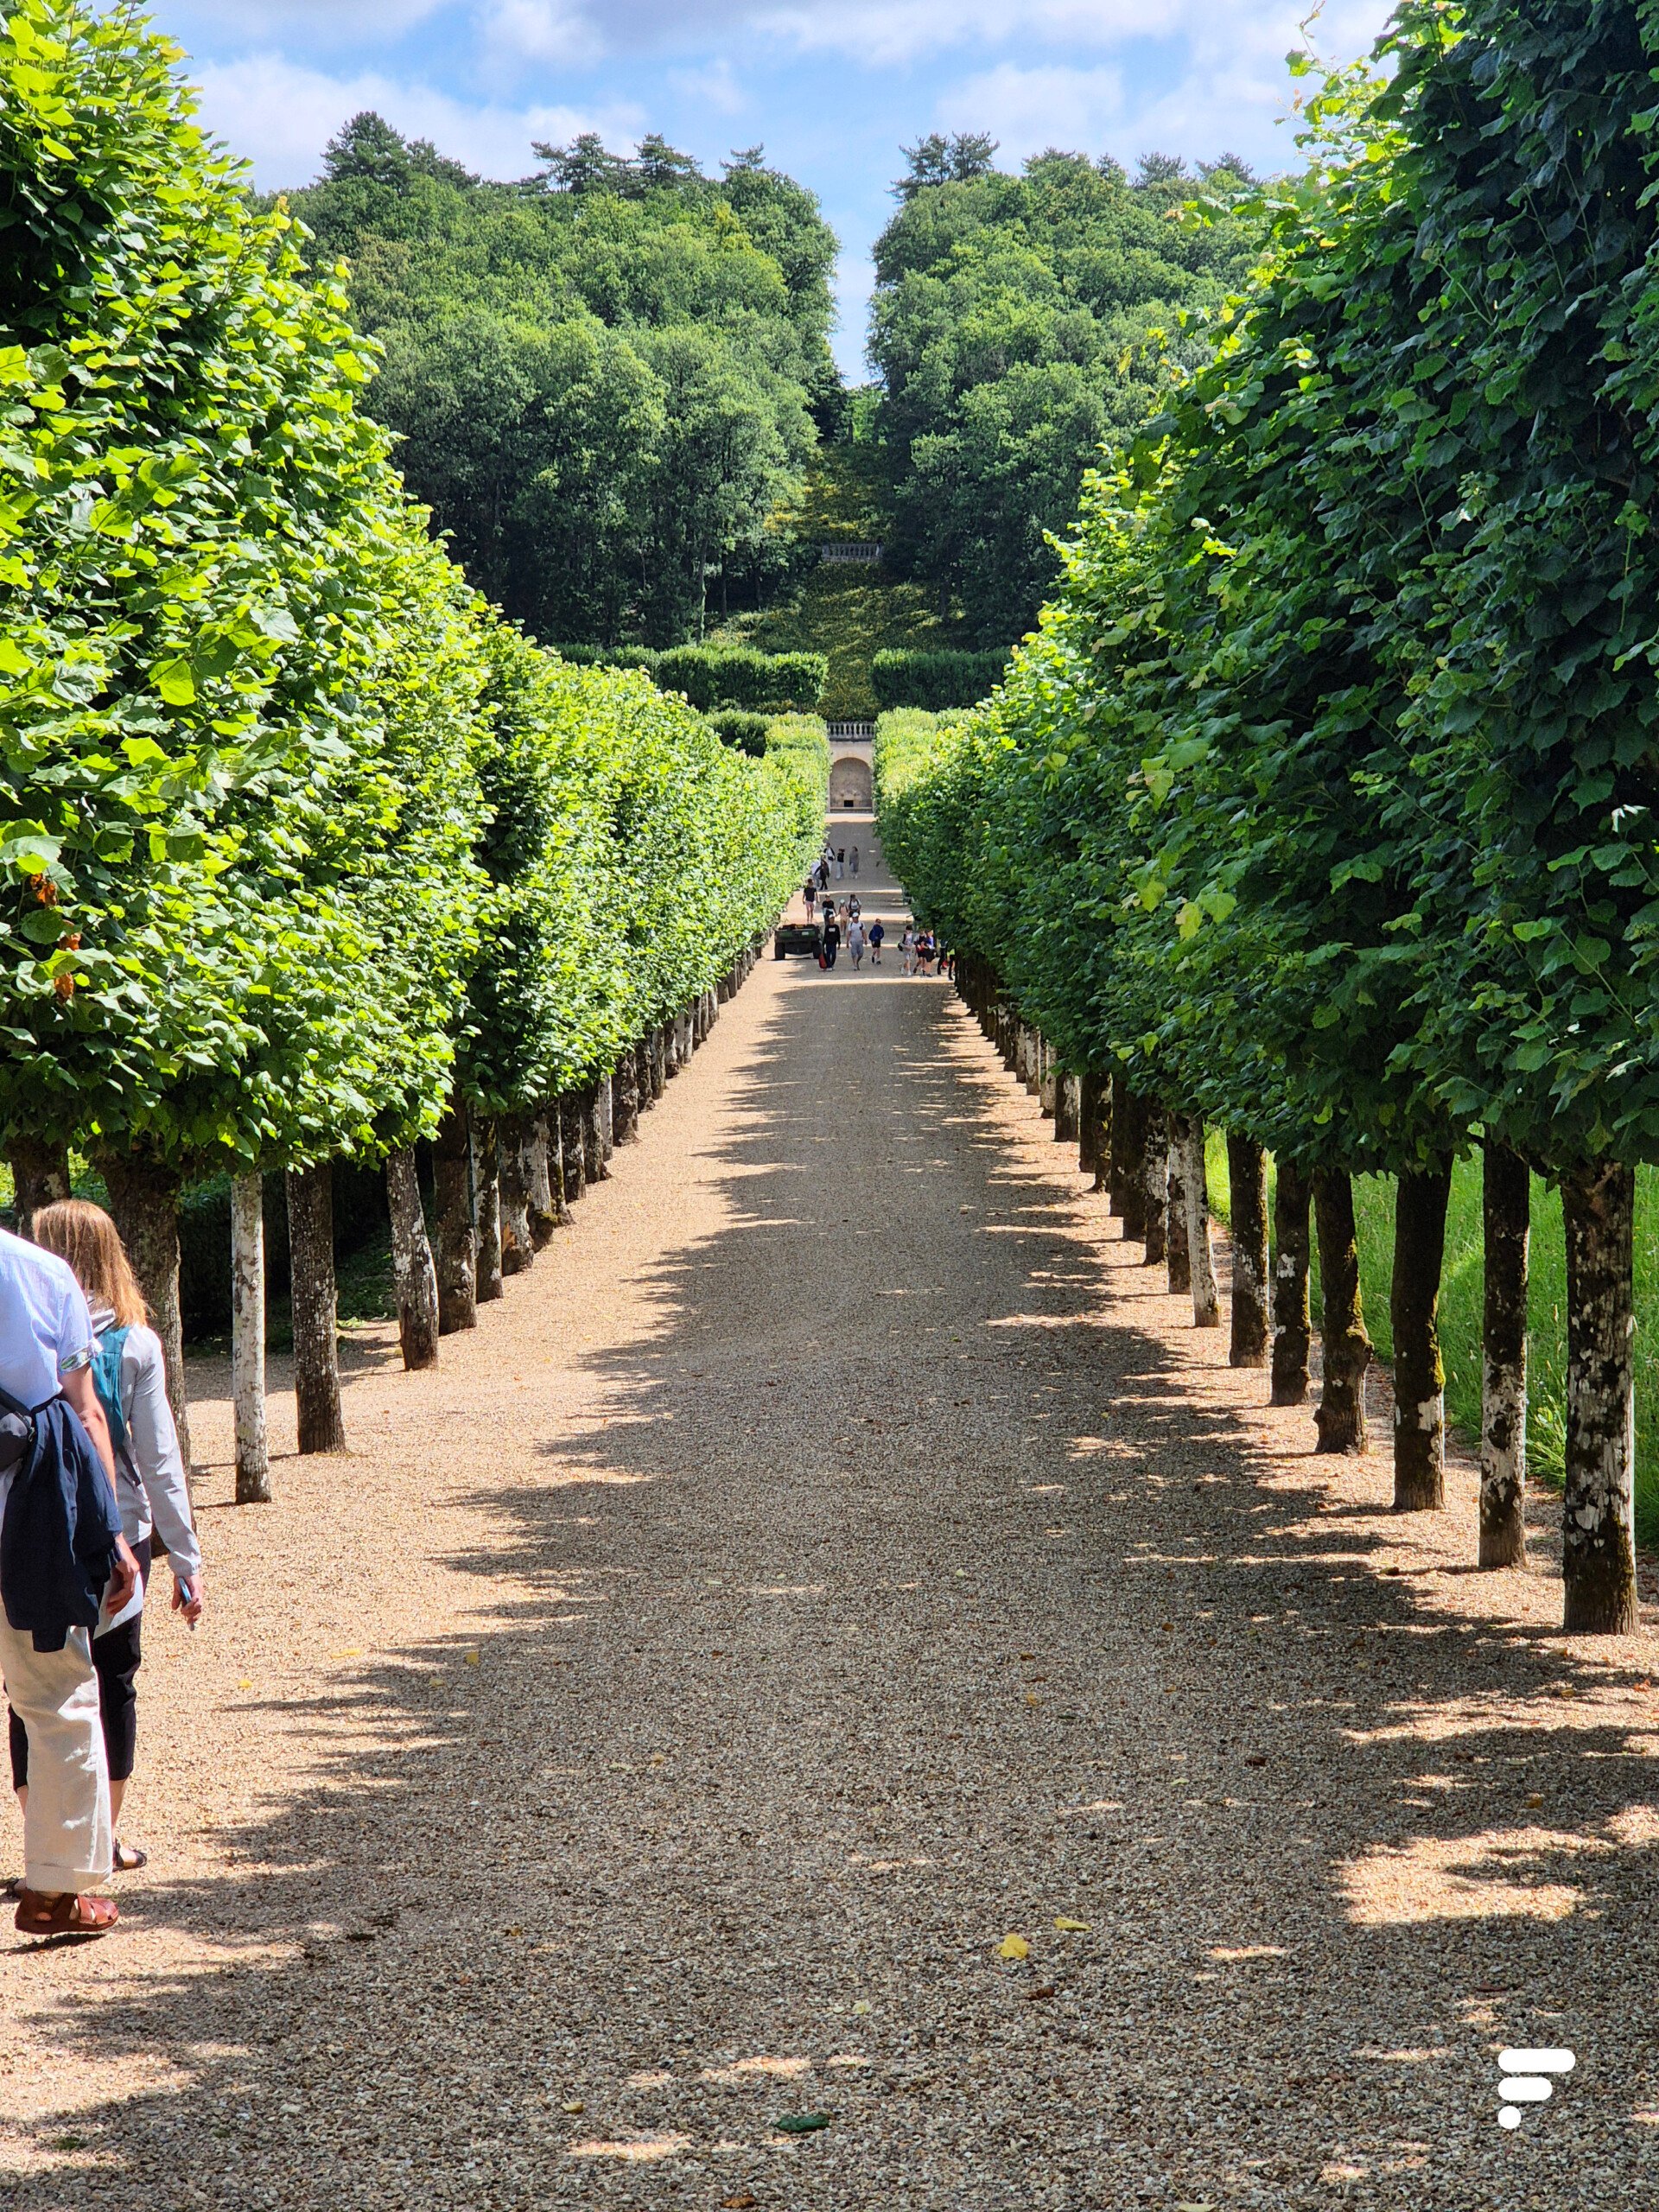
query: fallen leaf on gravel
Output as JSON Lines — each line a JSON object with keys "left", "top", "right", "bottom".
{"left": 236, "top": 1679, "right": 253, "bottom": 1690}
{"left": 1026, "top": 1984, "right": 1056, "bottom": 2000}
{"left": 1025, "top": 1692, "right": 1041, "bottom": 1707}
{"left": 1243, "top": 1754, "right": 1268, "bottom": 1768}
{"left": 1526, "top": 1793, "right": 1544, "bottom": 1808}
{"left": 773, "top": 2112, "right": 833, "bottom": 2134}
{"left": 464, "top": 1650, "right": 481, "bottom": 1666}
{"left": 852, "top": 2000, "right": 872, "bottom": 2014}
{"left": 1052, "top": 1917, "right": 1091, "bottom": 1932}
{"left": 563, "top": 2101, "right": 585, "bottom": 2114}
{"left": 723, "top": 2195, "right": 759, "bottom": 2207}
{"left": 330, "top": 1647, "right": 363, "bottom": 1658}
{"left": 997, "top": 1934, "right": 1030, "bottom": 1960}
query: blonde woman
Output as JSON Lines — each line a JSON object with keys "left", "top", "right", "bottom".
{"left": 11, "top": 1202, "right": 202, "bottom": 1870}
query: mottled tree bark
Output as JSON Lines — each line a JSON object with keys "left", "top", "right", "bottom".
{"left": 582, "top": 1082, "right": 610, "bottom": 1182}
{"left": 1089, "top": 1076, "right": 1110, "bottom": 1195}
{"left": 526, "top": 1115, "right": 560, "bottom": 1247}
{"left": 1166, "top": 1116, "right": 1192, "bottom": 1296}
{"left": 1226, "top": 1134, "right": 1270, "bottom": 1369}
{"left": 1561, "top": 1160, "right": 1637, "bottom": 1635}
{"left": 8, "top": 1137, "right": 70, "bottom": 1234}
{"left": 1077, "top": 1073, "right": 1101, "bottom": 1180}
{"left": 498, "top": 1115, "right": 533, "bottom": 1278}
{"left": 231, "top": 1172, "right": 270, "bottom": 1502}
{"left": 1118, "top": 1086, "right": 1149, "bottom": 1243}
{"left": 1313, "top": 1169, "right": 1370, "bottom": 1454}
{"left": 101, "top": 1152, "right": 191, "bottom": 1468}
{"left": 386, "top": 1146, "right": 439, "bottom": 1370}
{"left": 474, "top": 1118, "right": 503, "bottom": 1303}
{"left": 1479, "top": 1141, "right": 1530, "bottom": 1569}
{"left": 1390, "top": 1161, "right": 1452, "bottom": 1510}
{"left": 1141, "top": 1107, "right": 1167, "bottom": 1268}
{"left": 1270, "top": 1160, "right": 1313, "bottom": 1406}
{"left": 287, "top": 1161, "right": 346, "bottom": 1454}
{"left": 433, "top": 1103, "right": 477, "bottom": 1335}
{"left": 649, "top": 1027, "right": 667, "bottom": 1100}
{"left": 1185, "top": 1117, "right": 1221, "bottom": 1329}
{"left": 613, "top": 1051, "right": 642, "bottom": 1145}
{"left": 1039, "top": 1046, "right": 1058, "bottom": 1118}
{"left": 559, "top": 1092, "right": 587, "bottom": 1204}
{"left": 1055, "top": 1071, "right": 1081, "bottom": 1147}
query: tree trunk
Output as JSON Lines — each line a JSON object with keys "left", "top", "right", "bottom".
{"left": 1039, "top": 1047, "right": 1058, "bottom": 1119}
{"left": 1088, "top": 1075, "right": 1110, "bottom": 1193}
{"left": 1185, "top": 1118, "right": 1221, "bottom": 1328}
{"left": 582, "top": 1082, "right": 609, "bottom": 1182}
{"left": 1270, "top": 1160, "right": 1313, "bottom": 1404}
{"left": 100, "top": 1153, "right": 191, "bottom": 1469}
{"left": 386, "top": 1146, "right": 440, "bottom": 1370}
{"left": 1077, "top": 1073, "right": 1102, "bottom": 1180}
{"left": 1141, "top": 1108, "right": 1167, "bottom": 1267}
{"left": 474, "top": 1116, "right": 504, "bottom": 1302}
{"left": 434, "top": 1103, "right": 477, "bottom": 1335}
{"left": 1226, "top": 1135, "right": 1270, "bottom": 1368}
{"left": 613, "top": 1051, "right": 642, "bottom": 1145}
{"left": 527, "top": 1114, "right": 560, "bottom": 1246}
{"left": 287, "top": 1162, "right": 346, "bottom": 1454}
{"left": 1313, "top": 1169, "right": 1370, "bottom": 1453}
{"left": 498, "top": 1115, "right": 533, "bottom": 1277}
{"left": 1022, "top": 1027, "right": 1040, "bottom": 1096}
{"left": 1390, "top": 1161, "right": 1452, "bottom": 1510}
{"left": 1479, "top": 1141, "right": 1530, "bottom": 1569}
{"left": 1055, "top": 1072, "right": 1080, "bottom": 1147}
{"left": 231, "top": 1171, "right": 270, "bottom": 1503}
{"left": 8, "top": 1136, "right": 70, "bottom": 1234}
{"left": 1561, "top": 1159, "right": 1637, "bottom": 1635}
{"left": 1118, "top": 1086, "right": 1148, "bottom": 1243}
{"left": 1166, "top": 1116, "right": 1192, "bottom": 1296}
{"left": 651, "top": 1027, "right": 668, "bottom": 1098}
{"left": 559, "top": 1092, "right": 587, "bottom": 1203}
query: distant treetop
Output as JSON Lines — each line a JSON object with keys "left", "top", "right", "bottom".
{"left": 893, "top": 131, "right": 1001, "bottom": 200}
{"left": 322, "top": 111, "right": 478, "bottom": 190}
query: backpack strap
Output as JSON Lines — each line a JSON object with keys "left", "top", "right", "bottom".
{"left": 88, "top": 1326, "right": 134, "bottom": 1470}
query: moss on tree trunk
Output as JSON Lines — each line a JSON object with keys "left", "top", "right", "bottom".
{"left": 1270, "top": 1160, "right": 1312, "bottom": 1407}
{"left": 1185, "top": 1117, "right": 1220, "bottom": 1328}
{"left": 386, "top": 1145, "right": 440, "bottom": 1370}
{"left": 433, "top": 1103, "right": 477, "bottom": 1335}
{"left": 1313, "top": 1169, "right": 1370, "bottom": 1454}
{"left": 1561, "top": 1160, "right": 1637, "bottom": 1635}
{"left": 498, "top": 1115, "right": 534, "bottom": 1277}
{"left": 8, "top": 1137, "right": 70, "bottom": 1234}
{"left": 1141, "top": 1107, "right": 1167, "bottom": 1268}
{"left": 559, "top": 1093, "right": 587, "bottom": 1204}
{"left": 1226, "top": 1134, "right": 1269, "bottom": 1369}
{"left": 1117, "top": 1086, "right": 1148, "bottom": 1243}
{"left": 1166, "top": 1116, "right": 1192, "bottom": 1296}
{"left": 287, "top": 1161, "right": 346, "bottom": 1454}
{"left": 1389, "top": 1162, "right": 1452, "bottom": 1510}
{"left": 1479, "top": 1141, "right": 1530, "bottom": 1568}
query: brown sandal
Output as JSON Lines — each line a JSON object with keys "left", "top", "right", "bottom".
{"left": 14, "top": 1889, "right": 119, "bottom": 1936}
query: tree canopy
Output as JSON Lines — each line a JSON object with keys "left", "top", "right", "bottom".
{"left": 868, "top": 144, "right": 1262, "bottom": 645}
{"left": 282, "top": 121, "right": 840, "bottom": 646}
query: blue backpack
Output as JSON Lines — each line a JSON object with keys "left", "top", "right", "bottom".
{"left": 88, "top": 1325, "right": 135, "bottom": 1477}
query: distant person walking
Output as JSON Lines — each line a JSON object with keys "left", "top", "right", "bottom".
{"left": 868, "top": 918, "right": 885, "bottom": 966}
{"left": 836, "top": 849, "right": 846, "bottom": 880}
{"left": 847, "top": 917, "right": 866, "bottom": 969}
{"left": 804, "top": 880, "right": 817, "bottom": 917}
{"left": 850, "top": 845, "right": 860, "bottom": 879}
{"left": 900, "top": 925, "right": 918, "bottom": 976}
{"left": 822, "top": 912, "right": 842, "bottom": 969}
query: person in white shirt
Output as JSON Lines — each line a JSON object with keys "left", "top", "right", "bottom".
{"left": 0, "top": 1219, "right": 137, "bottom": 1935}
{"left": 14, "top": 1204, "right": 202, "bottom": 1872}
{"left": 846, "top": 917, "right": 866, "bottom": 969}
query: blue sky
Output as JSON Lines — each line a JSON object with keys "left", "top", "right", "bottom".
{"left": 158, "top": 0, "right": 1396, "bottom": 378}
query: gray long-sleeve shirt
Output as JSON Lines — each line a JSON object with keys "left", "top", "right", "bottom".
{"left": 91, "top": 1308, "right": 200, "bottom": 1584}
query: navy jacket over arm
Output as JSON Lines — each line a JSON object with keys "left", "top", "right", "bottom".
{"left": 0, "top": 1392, "right": 124, "bottom": 1653}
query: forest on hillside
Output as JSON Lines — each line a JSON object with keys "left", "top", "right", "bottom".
{"left": 283, "top": 118, "right": 1265, "bottom": 664}
{"left": 280, "top": 116, "right": 840, "bottom": 647}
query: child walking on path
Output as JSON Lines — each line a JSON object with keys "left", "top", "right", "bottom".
{"left": 11, "top": 1204, "right": 203, "bottom": 1874}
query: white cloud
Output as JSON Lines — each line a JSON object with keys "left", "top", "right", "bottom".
{"left": 937, "top": 62, "right": 1124, "bottom": 156}
{"left": 480, "top": 0, "right": 602, "bottom": 65}
{"left": 671, "top": 59, "right": 747, "bottom": 118}
{"left": 189, "top": 52, "right": 642, "bottom": 188}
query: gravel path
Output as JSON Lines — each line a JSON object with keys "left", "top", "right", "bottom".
{"left": 3, "top": 821, "right": 1659, "bottom": 2209}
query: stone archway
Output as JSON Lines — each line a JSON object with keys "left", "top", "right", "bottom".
{"left": 830, "top": 753, "right": 873, "bottom": 810}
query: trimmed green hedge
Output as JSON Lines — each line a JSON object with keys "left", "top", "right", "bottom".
{"left": 872, "top": 648, "right": 1008, "bottom": 710}
{"left": 709, "top": 711, "right": 771, "bottom": 757}
{"left": 555, "top": 644, "right": 827, "bottom": 713}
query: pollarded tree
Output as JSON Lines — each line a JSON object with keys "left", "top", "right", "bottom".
{"left": 0, "top": 0, "right": 488, "bottom": 1467}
